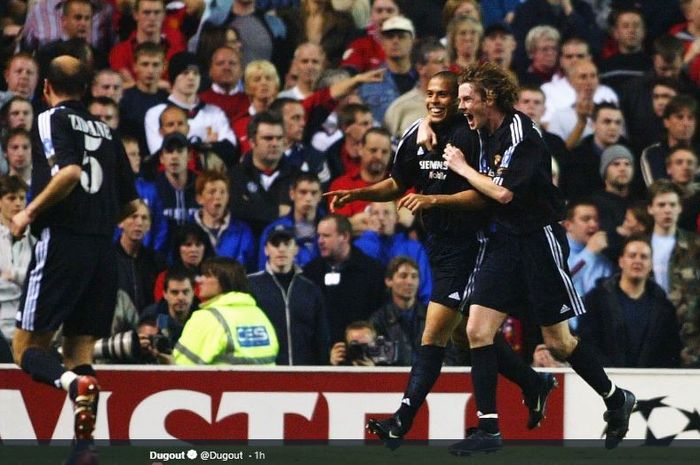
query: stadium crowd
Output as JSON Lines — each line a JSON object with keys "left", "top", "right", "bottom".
{"left": 0, "top": 0, "right": 699, "bottom": 369}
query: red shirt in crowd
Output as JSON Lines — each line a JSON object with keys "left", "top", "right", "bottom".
{"left": 109, "top": 30, "right": 186, "bottom": 81}
{"left": 341, "top": 30, "right": 386, "bottom": 73}
{"left": 328, "top": 172, "right": 373, "bottom": 217}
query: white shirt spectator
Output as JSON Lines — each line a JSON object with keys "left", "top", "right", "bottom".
{"left": 541, "top": 78, "right": 619, "bottom": 125}
{"left": 144, "top": 97, "right": 237, "bottom": 154}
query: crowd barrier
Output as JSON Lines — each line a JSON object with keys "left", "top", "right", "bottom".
{"left": 1, "top": 365, "right": 698, "bottom": 443}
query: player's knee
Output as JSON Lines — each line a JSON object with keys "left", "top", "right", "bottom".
{"left": 421, "top": 327, "right": 450, "bottom": 346}
{"left": 466, "top": 322, "right": 494, "bottom": 347}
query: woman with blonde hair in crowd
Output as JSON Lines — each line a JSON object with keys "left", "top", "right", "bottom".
{"left": 232, "top": 60, "right": 281, "bottom": 153}
{"left": 446, "top": 14, "right": 484, "bottom": 72}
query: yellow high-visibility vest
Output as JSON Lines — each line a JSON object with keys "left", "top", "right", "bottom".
{"left": 174, "top": 292, "right": 279, "bottom": 365}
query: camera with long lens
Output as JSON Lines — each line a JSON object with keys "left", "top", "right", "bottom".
{"left": 346, "top": 336, "right": 398, "bottom": 365}
{"left": 93, "top": 330, "right": 141, "bottom": 362}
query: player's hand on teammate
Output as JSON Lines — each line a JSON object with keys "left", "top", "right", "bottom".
{"left": 443, "top": 143, "right": 470, "bottom": 177}
{"left": 323, "top": 189, "right": 355, "bottom": 212}
{"left": 397, "top": 193, "right": 436, "bottom": 214}
{"left": 417, "top": 118, "right": 437, "bottom": 151}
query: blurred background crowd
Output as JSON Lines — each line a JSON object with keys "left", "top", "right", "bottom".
{"left": 0, "top": 0, "right": 699, "bottom": 369}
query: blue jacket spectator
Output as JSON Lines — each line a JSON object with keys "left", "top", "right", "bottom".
{"left": 249, "top": 229, "right": 330, "bottom": 365}
{"left": 192, "top": 170, "right": 256, "bottom": 271}
{"left": 256, "top": 173, "right": 325, "bottom": 270}
{"left": 353, "top": 202, "right": 432, "bottom": 305}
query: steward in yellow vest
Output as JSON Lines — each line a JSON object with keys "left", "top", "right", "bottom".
{"left": 173, "top": 257, "right": 279, "bottom": 365}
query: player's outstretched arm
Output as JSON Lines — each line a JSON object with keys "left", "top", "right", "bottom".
{"left": 10, "top": 164, "right": 81, "bottom": 237}
{"left": 397, "top": 189, "right": 487, "bottom": 214}
{"left": 443, "top": 144, "right": 513, "bottom": 204}
{"left": 324, "top": 177, "right": 404, "bottom": 212}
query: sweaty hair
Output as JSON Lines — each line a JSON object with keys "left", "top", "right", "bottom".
{"left": 201, "top": 257, "right": 249, "bottom": 294}
{"left": 459, "top": 62, "right": 518, "bottom": 113}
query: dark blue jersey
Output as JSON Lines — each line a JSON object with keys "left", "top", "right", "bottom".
{"left": 475, "top": 110, "right": 565, "bottom": 234}
{"left": 31, "top": 100, "right": 137, "bottom": 235}
{"left": 390, "top": 115, "right": 488, "bottom": 238}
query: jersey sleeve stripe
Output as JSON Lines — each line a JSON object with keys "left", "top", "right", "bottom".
{"left": 37, "top": 108, "right": 57, "bottom": 160}
{"left": 393, "top": 117, "right": 423, "bottom": 166}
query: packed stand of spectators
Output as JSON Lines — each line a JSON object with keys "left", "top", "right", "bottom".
{"left": 1, "top": 0, "right": 700, "bottom": 369}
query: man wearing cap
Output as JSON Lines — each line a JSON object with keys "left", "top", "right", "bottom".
{"left": 154, "top": 132, "right": 199, "bottom": 246}
{"left": 248, "top": 229, "right": 330, "bottom": 365}
{"left": 357, "top": 15, "right": 418, "bottom": 123}
{"left": 590, "top": 144, "right": 638, "bottom": 261}
{"left": 144, "top": 52, "right": 238, "bottom": 158}
{"left": 384, "top": 38, "right": 448, "bottom": 138}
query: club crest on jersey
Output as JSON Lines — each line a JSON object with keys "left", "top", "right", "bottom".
{"left": 494, "top": 154, "right": 502, "bottom": 167}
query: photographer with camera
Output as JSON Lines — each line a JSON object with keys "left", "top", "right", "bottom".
{"left": 330, "top": 321, "right": 398, "bottom": 366}
{"left": 94, "top": 268, "right": 196, "bottom": 364}
{"left": 139, "top": 268, "right": 197, "bottom": 363}
{"left": 368, "top": 257, "right": 424, "bottom": 366}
